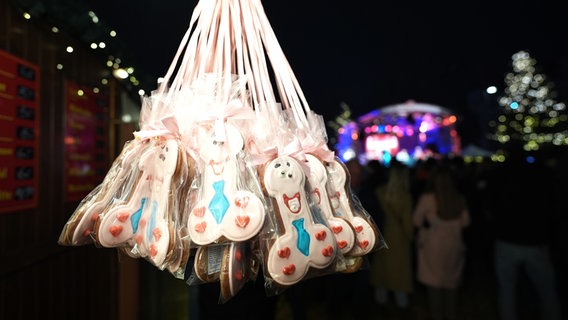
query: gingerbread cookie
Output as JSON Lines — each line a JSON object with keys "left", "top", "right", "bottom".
{"left": 96, "top": 138, "right": 182, "bottom": 267}
{"left": 262, "top": 155, "right": 337, "bottom": 286}
{"left": 169, "top": 175, "right": 200, "bottom": 278}
{"left": 167, "top": 225, "right": 191, "bottom": 278}
{"left": 193, "top": 244, "right": 223, "bottom": 283}
{"left": 192, "top": 241, "right": 254, "bottom": 302}
{"left": 304, "top": 153, "right": 356, "bottom": 255}
{"left": 58, "top": 185, "right": 104, "bottom": 246}
{"left": 220, "top": 241, "right": 254, "bottom": 302}
{"left": 161, "top": 148, "right": 196, "bottom": 273}
{"left": 58, "top": 139, "right": 147, "bottom": 246}
{"left": 325, "top": 157, "right": 379, "bottom": 257}
{"left": 187, "top": 124, "right": 265, "bottom": 245}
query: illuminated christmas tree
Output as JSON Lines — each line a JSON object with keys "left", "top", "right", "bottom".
{"left": 491, "top": 50, "right": 568, "bottom": 152}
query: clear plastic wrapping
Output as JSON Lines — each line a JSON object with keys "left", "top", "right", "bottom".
{"left": 58, "top": 139, "right": 149, "bottom": 246}
{"left": 58, "top": 0, "right": 387, "bottom": 302}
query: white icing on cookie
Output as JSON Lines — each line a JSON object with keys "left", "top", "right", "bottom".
{"left": 304, "top": 154, "right": 355, "bottom": 255}
{"left": 325, "top": 157, "right": 377, "bottom": 257}
{"left": 70, "top": 140, "right": 148, "bottom": 246}
{"left": 188, "top": 124, "right": 265, "bottom": 245}
{"left": 97, "top": 138, "right": 179, "bottom": 267}
{"left": 264, "top": 155, "right": 336, "bottom": 286}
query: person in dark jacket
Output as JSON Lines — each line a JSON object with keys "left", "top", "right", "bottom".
{"left": 486, "top": 151, "right": 562, "bottom": 320}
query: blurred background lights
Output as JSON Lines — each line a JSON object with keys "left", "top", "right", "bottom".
{"left": 113, "top": 68, "right": 129, "bottom": 80}
{"left": 342, "top": 149, "right": 356, "bottom": 161}
{"left": 88, "top": 11, "right": 99, "bottom": 23}
{"left": 122, "top": 114, "right": 132, "bottom": 123}
{"left": 486, "top": 86, "right": 497, "bottom": 94}
{"left": 526, "top": 156, "right": 535, "bottom": 163}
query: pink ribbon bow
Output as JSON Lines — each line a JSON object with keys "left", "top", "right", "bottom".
{"left": 301, "top": 136, "right": 335, "bottom": 163}
{"left": 250, "top": 137, "right": 307, "bottom": 168}
{"left": 196, "top": 99, "right": 255, "bottom": 142}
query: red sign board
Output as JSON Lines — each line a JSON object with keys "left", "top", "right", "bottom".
{"left": 64, "top": 80, "right": 109, "bottom": 202}
{"left": 0, "top": 50, "right": 40, "bottom": 213}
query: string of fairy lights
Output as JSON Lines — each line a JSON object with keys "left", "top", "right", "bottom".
{"left": 14, "top": 1, "right": 154, "bottom": 98}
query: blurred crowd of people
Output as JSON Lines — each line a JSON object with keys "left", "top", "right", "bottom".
{"left": 352, "top": 150, "right": 566, "bottom": 320}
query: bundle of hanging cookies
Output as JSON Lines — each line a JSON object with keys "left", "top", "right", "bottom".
{"left": 58, "top": 0, "right": 386, "bottom": 302}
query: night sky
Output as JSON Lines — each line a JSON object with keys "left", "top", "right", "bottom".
{"left": 85, "top": 0, "right": 568, "bottom": 145}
